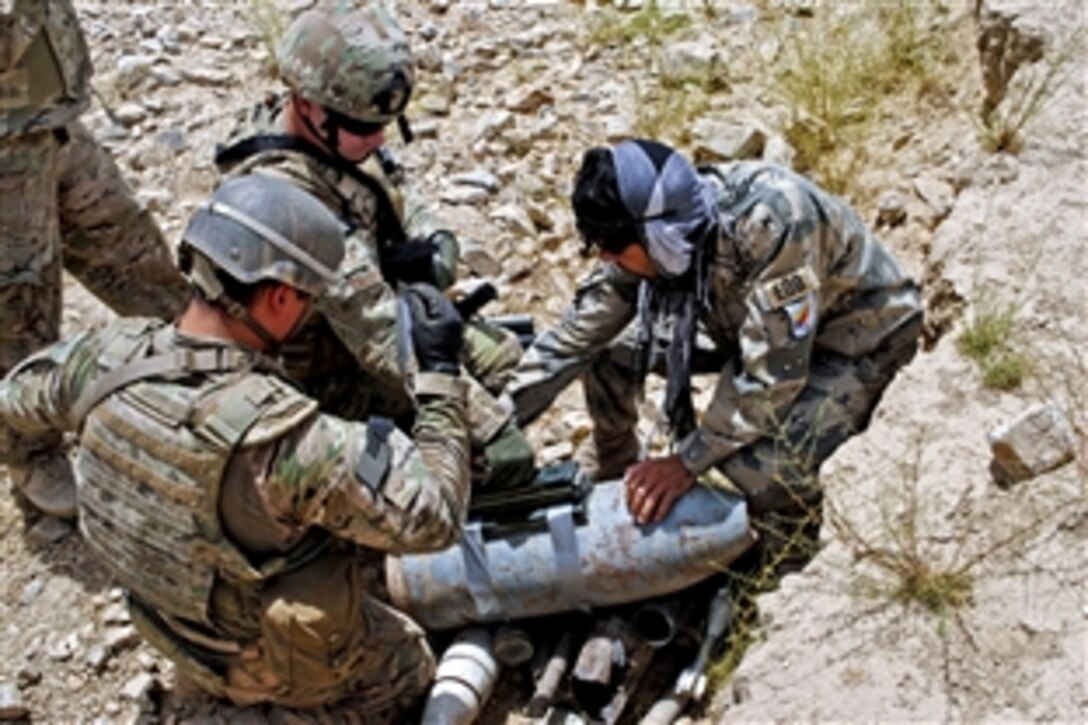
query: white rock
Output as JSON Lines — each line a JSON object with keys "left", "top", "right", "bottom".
{"left": 692, "top": 119, "right": 766, "bottom": 162}
{"left": 114, "top": 103, "right": 147, "bottom": 127}
{"left": 450, "top": 169, "right": 501, "bottom": 193}
{"left": 475, "top": 110, "right": 514, "bottom": 141}
{"left": 490, "top": 203, "right": 536, "bottom": 237}
{"left": 115, "top": 54, "right": 155, "bottom": 89}
{"left": 180, "top": 66, "right": 233, "bottom": 86}
{"left": 0, "top": 681, "right": 27, "bottom": 721}
{"left": 120, "top": 673, "right": 156, "bottom": 702}
{"left": 440, "top": 185, "right": 490, "bottom": 206}
{"left": 988, "top": 403, "right": 1077, "bottom": 486}
{"left": 18, "top": 578, "right": 43, "bottom": 606}
{"left": 47, "top": 632, "right": 80, "bottom": 662}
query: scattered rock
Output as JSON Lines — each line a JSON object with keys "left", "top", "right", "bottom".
{"left": 876, "top": 190, "right": 910, "bottom": 228}
{"left": 506, "top": 85, "right": 554, "bottom": 114}
{"left": 84, "top": 645, "right": 111, "bottom": 674}
{"left": 114, "top": 54, "right": 156, "bottom": 89}
{"left": 47, "top": 632, "right": 80, "bottom": 662}
{"left": 450, "top": 169, "right": 501, "bottom": 193}
{"left": 179, "top": 66, "right": 233, "bottom": 86}
{"left": 691, "top": 119, "right": 766, "bottom": 163}
{"left": 100, "top": 601, "right": 131, "bottom": 626}
{"left": 988, "top": 403, "right": 1077, "bottom": 486}
{"left": 154, "top": 128, "right": 188, "bottom": 153}
{"left": 15, "top": 666, "right": 41, "bottom": 689}
{"left": 912, "top": 174, "right": 955, "bottom": 229}
{"left": 26, "top": 516, "right": 74, "bottom": 545}
{"left": 120, "top": 673, "right": 157, "bottom": 705}
{"left": 659, "top": 39, "right": 725, "bottom": 88}
{"left": 135, "top": 188, "right": 174, "bottom": 213}
{"left": 539, "top": 441, "right": 575, "bottom": 466}
{"left": 459, "top": 241, "right": 503, "bottom": 277}
{"left": 18, "top": 578, "right": 44, "bottom": 606}
{"left": 440, "top": 185, "right": 490, "bottom": 206}
{"left": 104, "top": 625, "right": 141, "bottom": 655}
{"left": 114, "top": 102, "right": 147, "bottom": 127}
{"left": 0, "top": 681, "right": 27, "bottom": 721}
{"left": 491, "top": 203, "right": 536, "bottom": 237}
{"left": 474, "top": 110, "right": 514, "bottom": 141}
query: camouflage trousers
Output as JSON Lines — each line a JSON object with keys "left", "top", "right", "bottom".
{"left": 0, "top": 122, "right": 187, "bottom": 376}
{"left": 586, "top": 314, "right": 923, "bottom": 575}
{"left": 131, "top": 553, "right": 435, "bottom": 716}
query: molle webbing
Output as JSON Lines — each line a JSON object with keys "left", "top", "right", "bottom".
{"left": 214, "top": 133, "right": 406, "bottom": 246}
{"left": 79, "top": 375, "right": 272, "bottom": 626}
{"left": 69, "top": 347, "right": 254, "bottom": 428}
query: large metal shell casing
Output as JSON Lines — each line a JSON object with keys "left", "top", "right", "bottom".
{"left": 386, "top": 480, "right": 755, "bottom": 630}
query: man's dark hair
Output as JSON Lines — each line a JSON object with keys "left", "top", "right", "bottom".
{"left": 572, "top": 147, "right": 639, "bottom": 256}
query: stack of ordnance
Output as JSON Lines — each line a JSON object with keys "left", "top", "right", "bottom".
{"left": 386, "top": 462, "right": 755, "bottom": 724}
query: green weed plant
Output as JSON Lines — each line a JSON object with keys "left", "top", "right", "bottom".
{"left": 957, "top": 300, "right": 1031, "bottom": 391}
{"left": 775, "top": 1, "right": 950, "bottom": 192}
{"left": 584, "top": 0, "right": 691, "bottom": 47}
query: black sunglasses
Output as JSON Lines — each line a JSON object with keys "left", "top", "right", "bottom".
{"left": 324, "top": 106, "right": 387, "bottom": 137}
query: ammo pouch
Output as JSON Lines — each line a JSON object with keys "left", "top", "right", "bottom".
{"left": 257, "top": 553, "right": 369, "bottom": 707}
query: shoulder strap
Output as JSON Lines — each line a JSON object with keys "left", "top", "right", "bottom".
{"left": 214, "top": 134, "right": 406, "bottom": 245}
{"left": 69, "top": 347, "right": 254, "bottom": 429}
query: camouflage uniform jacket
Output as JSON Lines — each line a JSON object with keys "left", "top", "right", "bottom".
{"left": 507, "top": 161, "right": 922, "bottom": 475}
{"left": 215, "top": 96, "right": 447, "bottom": 408}
{"left": 0, "top": 316, "right": 471, "bottom": 639}
{"left": 0, "top": 0, "right": 91, "bottom": 137}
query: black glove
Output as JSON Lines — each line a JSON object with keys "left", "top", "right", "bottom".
{"left": 402, "top": 283, "right": 464, "bottom": 374}
{"left": 382, "top": 231, "right": 459, "bottom": 290}
{"left": 382, "top": 238, "right": 439, "bottom": 286}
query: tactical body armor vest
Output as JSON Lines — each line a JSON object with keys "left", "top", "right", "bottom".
{"left": 74, "top": 319, "right": 317, "bottom": 627}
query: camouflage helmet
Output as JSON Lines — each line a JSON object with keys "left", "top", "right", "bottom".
{"left": 276, "top": 2, "right": 414, "bottom": 127}
{"left": 181, "top": 174, "right": 345, "bottom": 299}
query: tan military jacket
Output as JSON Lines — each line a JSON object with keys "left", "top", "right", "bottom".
{"left": 215, "top": 98, "right": 512, "bottom": 444}
{"left": 507, "top": 161, "right": 922, "bottom": 474}
{"left": 0, "top": 317, "right": 471, "bottom": 633}
{"left": 216, "top": 96, "right": 444, "bottom": 399}
{"left": 0, "top": 0, "right": 91, "bottom": 136}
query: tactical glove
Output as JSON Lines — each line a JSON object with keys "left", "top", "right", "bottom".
{"left": 402, "top": 283, "right": 464, "bottom": 375}
{"left": 382, "top": 231, "right": 459, "bottom": 290}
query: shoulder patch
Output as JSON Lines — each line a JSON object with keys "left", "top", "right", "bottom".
{"left": 756, "top": 266, "right": 818, "bottom": 310}
{"left": 783, "top": 292, "right": 818, "bottom": 339}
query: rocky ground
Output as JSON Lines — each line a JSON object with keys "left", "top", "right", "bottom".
{"left": 1, "top": 0, "right": 1085, "bottom": 723}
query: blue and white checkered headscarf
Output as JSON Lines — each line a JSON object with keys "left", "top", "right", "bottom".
{"left": 610, "top": 139, "right": 717, "bottom": 436}
{"left": 611, "top": 139, "right": 715, "bottom": 277}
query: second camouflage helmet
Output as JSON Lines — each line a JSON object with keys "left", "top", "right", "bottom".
{"left": 277, "top": 1, "right": 414, "bottom": 127}
{"left": 181, "top": 174, "right": 345, "bottom": 298}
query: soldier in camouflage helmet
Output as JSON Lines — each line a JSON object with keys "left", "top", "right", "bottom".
{"left": 504, "top": 139, "right": 923, "bottom": 578}
{"left": 215, "top": 0, "right": 535, "bottom": 491}
{"left": 0, "top": 174, "right": 472, "bottom": 714}
{"left": 0, "top": 0, "right": 188, "bottom": 518}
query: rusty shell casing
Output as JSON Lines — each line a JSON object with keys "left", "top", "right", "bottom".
{"left": 386, "top": 479, "right": 755, "bottom": 630}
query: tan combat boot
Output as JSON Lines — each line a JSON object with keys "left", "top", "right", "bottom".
{"left": 7, "top": 451, "right": 77, "bottom": 520}
{"left": 574, "top": 430, "right": 640, "bottom": 482}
